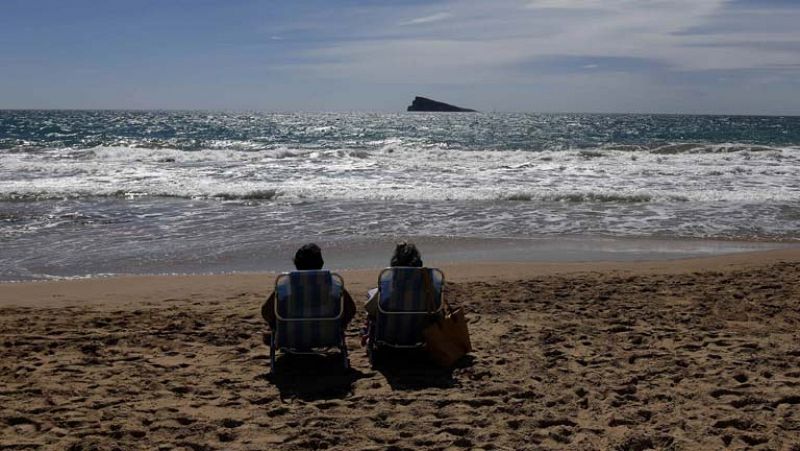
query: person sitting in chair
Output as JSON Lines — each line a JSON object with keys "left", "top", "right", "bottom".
{"left": 363, "top": 241, "right": 423, "bottom": 318}
{"left": 361, "top": 241, "right": 443, "bottom": 347}
{"left": 261, "top": 243, "right": 356, "bottom": 330}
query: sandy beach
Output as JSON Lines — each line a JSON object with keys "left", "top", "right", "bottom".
{"left": 1, "top": 248, "right": 799, "bottom": 450}
{"left": 4, "top": 1, "right": 800, "bottom": 449}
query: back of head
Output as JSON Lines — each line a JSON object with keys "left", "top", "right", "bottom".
{"left": 293, "top": 243, "right": 324, "bottom": 270}
{"left": 390, "top": 241, "right": 423, "bottom": 267}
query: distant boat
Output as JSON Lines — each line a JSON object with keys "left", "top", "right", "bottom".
{"left": 407, "top": 96, "right": 477, "bottom": 112}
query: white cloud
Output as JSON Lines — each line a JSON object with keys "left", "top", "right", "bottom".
{"left": 280, "top": 0, "right": 800, "bottom": 87}
{"left": 525, "top": 0, "right": 612, "bottom": 9}
{"left": 399, "top": 12, "right": 452, "bottom": 26}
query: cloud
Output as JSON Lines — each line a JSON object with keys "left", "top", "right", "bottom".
{"left": 285, "top": 0, "right": 740, "bottom": 82}
{"left": 516, "top": 55, "right": 667, "bottom": 74}
{"left": 267, "top": 0, "right": 800, "bottom": 112}
{"left": 524, "top": 0, "right": 609, "bottom": 10}
{"left": 399, "top": 12, "right": 452, "bottom": 26}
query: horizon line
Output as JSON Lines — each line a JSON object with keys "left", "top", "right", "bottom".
{"left": 1, "top": 108, "right": 798, "bottom": 118}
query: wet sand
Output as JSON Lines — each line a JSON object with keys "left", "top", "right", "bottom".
{"left": 1, "top": 249, "right": 799, "bottom": 450}
{"left": 5, "top": 234, "right": 792, "bottom": 282}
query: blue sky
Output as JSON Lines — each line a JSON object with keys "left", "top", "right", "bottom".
{"left": 1, "top": 0, "right": 799, "bottom": 114}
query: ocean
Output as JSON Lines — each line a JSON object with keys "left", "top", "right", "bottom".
{"left": 1, "top": 111, "right": 799, "bottom": 281}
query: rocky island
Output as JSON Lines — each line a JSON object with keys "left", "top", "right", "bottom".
{"left": 407, "top": 96, "right": 476, "bottom": 112}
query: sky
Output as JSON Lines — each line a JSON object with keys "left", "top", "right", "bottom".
{"left": 1, "top": 0, "right": 799, "bottom": 114}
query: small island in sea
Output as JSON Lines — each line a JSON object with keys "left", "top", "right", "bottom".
{"left": 407, "top": 96, "right": 476, "bottom": 112}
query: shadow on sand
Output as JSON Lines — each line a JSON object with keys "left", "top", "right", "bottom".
{"left": 266, "top": 354, "right": 367, "bottom": 401}
{"left": 371, "top": 348, "right": 474, "bottom": 390}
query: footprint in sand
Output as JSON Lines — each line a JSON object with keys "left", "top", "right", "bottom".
{"left": 732, "top": 373, "right": 748, "bottom": 383}
{"left": 220, "top": 418, "right": 244, "bottom": 428}
{"left": 5, "top": 416, "right": 41, "bottom": 434}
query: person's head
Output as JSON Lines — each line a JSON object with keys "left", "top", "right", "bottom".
{"left": 390, "top": 241, "right": 423, "bottom": 267}
{"left": 293, "top": 243, "right": 324, "bottom": 270}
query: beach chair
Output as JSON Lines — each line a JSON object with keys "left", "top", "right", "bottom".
{"left": 269, "top": 270, "right": 349, "bottom": 372}
{"left": 366, "top": 267, "right": 445, "bottom": 365}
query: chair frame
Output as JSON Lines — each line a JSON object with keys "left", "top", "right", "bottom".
{"left": 270, "top": 271, "right": 349, "bottom": 372}
{"left": 367, "top": 267, "right": 444, "bottom": 365}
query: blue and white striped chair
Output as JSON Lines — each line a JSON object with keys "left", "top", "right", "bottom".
{"left": 270, "top": 270, "right": 348, "bottom": 372}
{"left": 367, "top": 267, "right": 444, "bottom": 365}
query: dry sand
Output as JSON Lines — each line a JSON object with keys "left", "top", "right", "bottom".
{"left": 1, "top": 249, "right": 799, "bottom": 450}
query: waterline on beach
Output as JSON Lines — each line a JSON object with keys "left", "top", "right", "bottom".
{"left": 1, "top": 234, "right": 794, "bottom": 282}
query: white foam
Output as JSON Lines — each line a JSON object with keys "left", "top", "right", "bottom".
{"left": 1, "top": 143, "right": 799, "bottom": 205}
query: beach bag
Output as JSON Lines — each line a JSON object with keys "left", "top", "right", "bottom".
{"left": 424, "top": 307, "right": 472, "bottom": 367}
{"left": 422, "top": 270, "right": 472, "bottom": 367}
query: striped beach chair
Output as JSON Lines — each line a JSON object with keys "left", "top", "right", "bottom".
{"left": 270, "top": 270, "right": 348, "bottom": 372}
{"left": 367, "top": 267, "right": 444, "bottom": 365}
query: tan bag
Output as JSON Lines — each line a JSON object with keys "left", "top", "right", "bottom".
{"left": 421, "top": 269, "right": 472, "bottom": 367}
{"left": 424, "top": 307, "right": 472, "bottom": 367}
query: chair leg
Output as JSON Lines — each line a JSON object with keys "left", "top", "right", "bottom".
{"left": 366, "top": 321, "right": 376, "bottom": 367}
{"left": 269, "top": 333, "right": 277, "bottom": 373}
{"left": 340, "top": 331, "right": 349, "bottom": 370}
{"left": 367, "top": 342, "right": 377, "bottom": 368}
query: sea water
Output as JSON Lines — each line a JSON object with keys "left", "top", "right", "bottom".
{"left": 1, "top": 111, "right": 799, "bottom": 280}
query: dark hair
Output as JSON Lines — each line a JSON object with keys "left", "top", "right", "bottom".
{"left": 390, "top": 241, "right": 423, "bottom": 267}
{"left": 293, "top": 243, "right": 324, "bottom": 270}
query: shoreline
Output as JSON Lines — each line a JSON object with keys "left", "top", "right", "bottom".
{"left": 3, "top": 247, "right": 799, "bottom": 308}
{"left": 2, "top": 234, "right": 796, "bottom": 284}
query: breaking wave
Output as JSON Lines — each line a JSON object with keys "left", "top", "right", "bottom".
{"left": 502, "top": 192, "right": 688, "bottom": 203}
{"left": 0, "top": 189, "right": 281, "bottom": 202}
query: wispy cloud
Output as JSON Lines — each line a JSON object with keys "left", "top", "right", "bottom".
{"left": 399, "top": 12, "right": 452, "bottom": 26}
{"left": 287, "top": 0, "right": 800, "bottom": 80}
{"left": 287, "top": 0, "right": 722, "bottom": 81}
{"left": 263, "top": 0, "right": 799, "bottom": 112}
{"left": 525, "top": 0, "right": 609, "bottom": 10}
